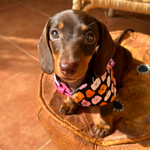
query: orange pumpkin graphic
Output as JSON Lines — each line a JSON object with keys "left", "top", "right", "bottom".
{"left": 86, "top": 89, "right": 95, "bottom": 98}
{"left": 98, "top": 84, "right": 107, "bottom": 95}
{"left": 100, "top": 102, "right": 107, "bottom": 106}
{"left": 73, "top": 92, "right": 84, "bottom": 103}
{"left": 110, "top": 95, "right": 115, "bottom": 102}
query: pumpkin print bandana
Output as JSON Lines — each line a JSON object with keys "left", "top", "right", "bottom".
{"left": 72, "top": 64, "right": 117, "bottom": 107}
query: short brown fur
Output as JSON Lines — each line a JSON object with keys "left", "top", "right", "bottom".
{"left": 38, "top": 10, "right": 132, "bottom": 138}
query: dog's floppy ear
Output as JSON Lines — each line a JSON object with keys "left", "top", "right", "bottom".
{"left": 38, "top": 18, "right": 54, "bottom": 74}
{"left": 94, "top": 22, "right": 115, "bottom": 77}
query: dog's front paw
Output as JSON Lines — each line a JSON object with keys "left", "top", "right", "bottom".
{"left": 93, "top": 122, "right": 112, "bottom": 138}
{"left": 59, "top": 101, "right": 77, "bottom": 115}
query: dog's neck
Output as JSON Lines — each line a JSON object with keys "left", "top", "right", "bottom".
{"left": 59, "top": 58, "right": 115, "bottom": 92}
{"left": 61, "top": 75, "right": 88, "bottom": 92}
{"left": 60, "top": 56, "right": 95, "bottom": 92}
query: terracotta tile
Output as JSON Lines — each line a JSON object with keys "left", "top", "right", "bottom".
{"left": 0, "top": 64, "right": 50, "bottom": 150}
{"left": 113, "top": 9, "right": 133, "bottom": 17}
{"left": 0, "top": 0, "right": 18, "bottom": 10}
{"left": 108, "top": 17, "right": 150, "bottom": 35}
{"left": 0, "top": 5, "right": 47, "bottom": 35}
{"left": 5, "top": 19, "right": 48, "bottom": 60}
{"left": 87, "top": 8, "right": 129, "bottom": 27}
{"left": 14, "top": 0, "right": 72, "bottom": 16}
{"left": 0, "top": 36, "right": 38, "bottom": 83}
{"left": 129, "top": 13, "right": 150, "bottom": 25}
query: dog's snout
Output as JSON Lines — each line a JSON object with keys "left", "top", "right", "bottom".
{"left": 60, "top": 62, "right": 77, "bottom": 75}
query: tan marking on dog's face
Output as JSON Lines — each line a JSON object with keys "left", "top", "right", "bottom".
{"left": 58, "top": 22, "right": 64, "bottom": 29}
{"left": 50, "top": 39, "right": 94, "bottom": 82}
{"left": 81, "top": 24, "right": 87, "bottom": 31}
{"left": 57, "top": 53, "right": 93, "bottom": 82}
{"left": 49, "top": 41, "right": 61, "bottom": 75}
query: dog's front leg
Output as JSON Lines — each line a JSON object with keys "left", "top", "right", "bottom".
{"left": 59, "top": 96, "right": 78, "bottom": 115}
{"left": 94, "top": 102, "right": 114, "bottom": 138}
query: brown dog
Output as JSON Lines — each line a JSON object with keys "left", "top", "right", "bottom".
{"left": 38, "top": 10, "right": 132, "bottom": 138}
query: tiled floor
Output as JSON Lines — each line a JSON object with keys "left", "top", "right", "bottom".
{"left": 0, "top": 0, "right": 150, "bottom": 149}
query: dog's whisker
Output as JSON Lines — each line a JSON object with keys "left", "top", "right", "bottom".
{"left": 87, "top": 22, "right": 97, "bottom": 28}
{"left": 86, "top": 22, "right": 97, "bottom": 30}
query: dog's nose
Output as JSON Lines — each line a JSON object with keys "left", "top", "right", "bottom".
{"left": 60, "top": 62, "right": 77, "bottom": 75}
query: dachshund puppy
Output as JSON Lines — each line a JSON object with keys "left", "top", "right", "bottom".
{"left": 38, "top": 10, "right": 132, "bottom": 138}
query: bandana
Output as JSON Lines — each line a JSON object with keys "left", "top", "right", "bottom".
{"left": 72, "top": 64, "right": 117, "bottom": 107}
{"left": 54, "top": 59, "right": 117, "bottom": 107}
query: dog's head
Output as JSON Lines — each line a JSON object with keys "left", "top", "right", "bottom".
{"left": 38, "top": 10, "right": 115, "bottom": 82}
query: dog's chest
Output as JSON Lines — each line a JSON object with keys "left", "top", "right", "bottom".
{"left": 72, "top": 65, "right": 117, "bottom": 107}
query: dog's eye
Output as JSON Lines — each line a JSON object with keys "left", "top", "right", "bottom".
{"left": 86, "top": 33, "right": 94, "bottom": 42}
{"left": 52, "top": 30, "right": 59, "bottom": 39}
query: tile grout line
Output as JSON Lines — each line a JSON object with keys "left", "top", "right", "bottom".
{"left": 106, "top": 14, "right": 150, "bottom": 29}
{"left": 103, "top": 10, "right": 150, "bottom": 28}
{"left": 37, "top": 139, "right": 52, "bottom": 150}
{"left": 106, "top": 17, "right": 126, "bottom": 28}
{"left": 0, "top": 64, "right": 39, "bottom": 85}
{"left": 0, "top": 3, "right": 19, "bottom": 11}
{"left": 11, "top": 0, "right": 51, "bottom": 17}
{"left": 106, "top": 10, "right": 150, "bottom": 26}
{"left": 0, "top": 34, "right": 39, "bottom": 62}
{"left": 128, "top": 16, "right": 150, "bottom": 26}
{"left": 103, "top": 10, "right": 133, "bottom": 28}
{"left": 8, "top": 1, "right": 150, "bottom": 27}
